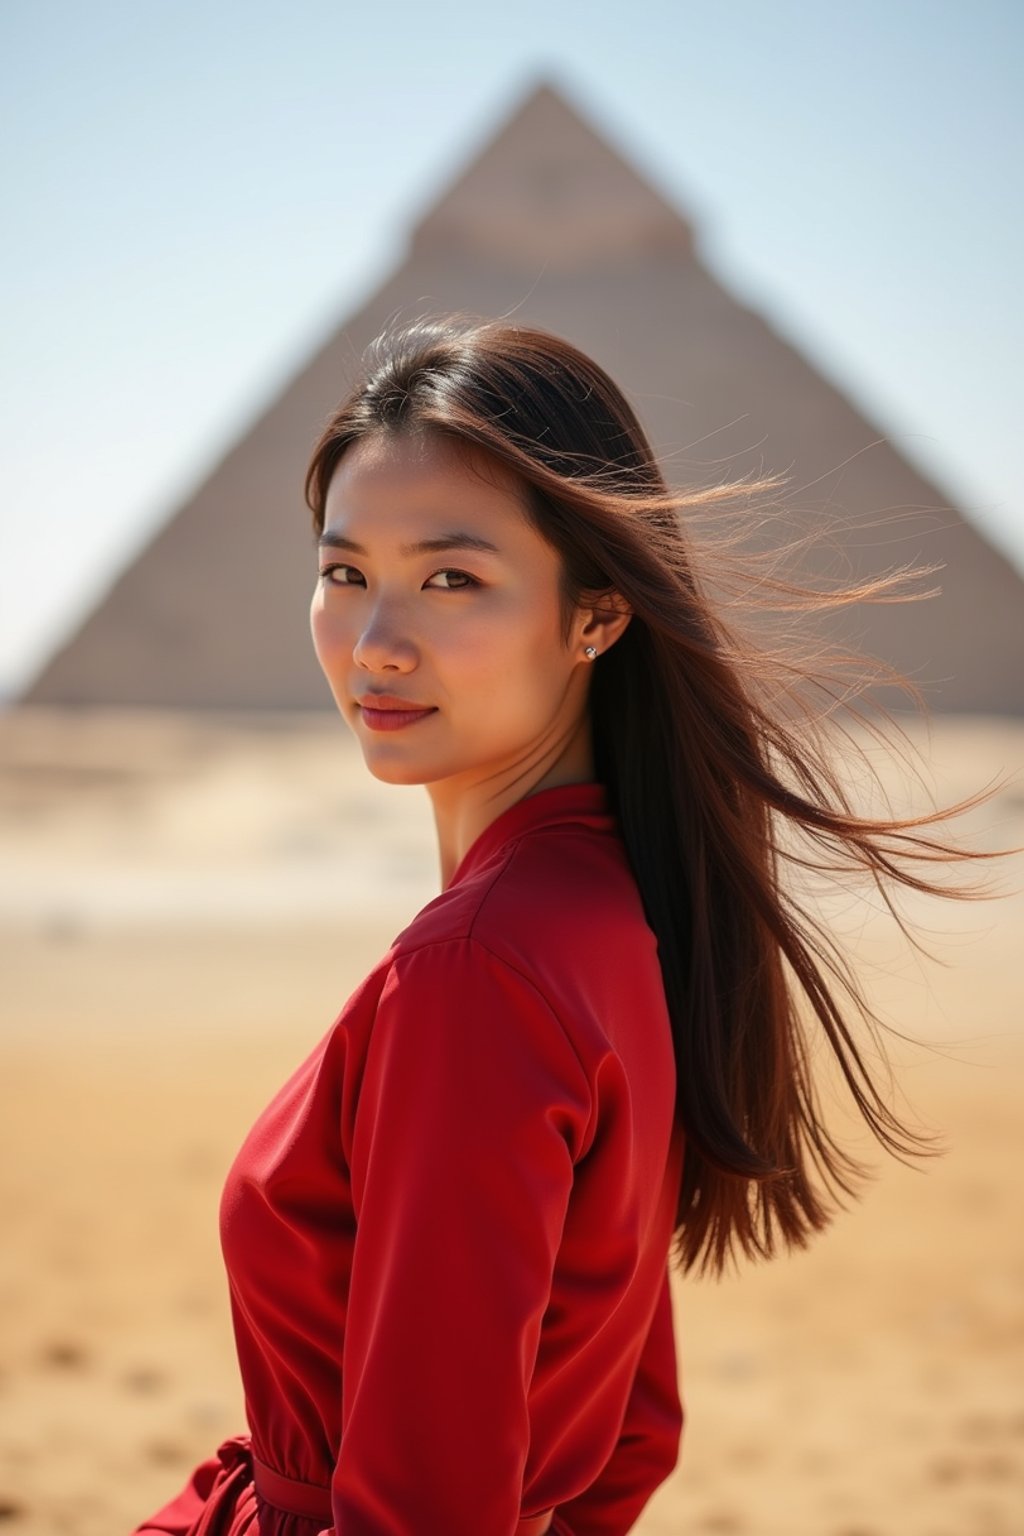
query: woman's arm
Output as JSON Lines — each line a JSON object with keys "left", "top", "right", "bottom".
{"left": 335, "top": 935, "right": 593, "bottom": 1534}
{"left": 550, "top": 1267, "right": 683, "bottom": 1536}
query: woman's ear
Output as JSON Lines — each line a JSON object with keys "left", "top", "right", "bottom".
{"left": 577, "top": 590, "right": 632, "bottom": 658}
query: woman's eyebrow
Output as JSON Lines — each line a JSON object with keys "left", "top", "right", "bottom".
{"left": 318, "top": 530, "right": 503, "bottom": 557}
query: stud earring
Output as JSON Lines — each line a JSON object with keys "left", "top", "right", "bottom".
{"left": 584, "top": 645, "right": 598, "bottom": 660}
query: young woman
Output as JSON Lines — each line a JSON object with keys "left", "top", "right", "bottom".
{"left": 132, "top": 315, "right": 1010, "bottom": 1535}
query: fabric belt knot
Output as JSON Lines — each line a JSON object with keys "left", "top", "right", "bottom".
{"left": 189, "top": 1434, "right": 257, "bottom": 1535}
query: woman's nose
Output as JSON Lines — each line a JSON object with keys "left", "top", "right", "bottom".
{"left": 352, "top": 604, "right": 418, "bottom": 672}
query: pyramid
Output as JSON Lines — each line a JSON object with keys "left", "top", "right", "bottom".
{"left": 21, "top": 76, "right": 1024, "bottom": 715}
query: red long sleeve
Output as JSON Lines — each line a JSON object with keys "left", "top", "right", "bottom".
{"left": 334, "top": 936, "right": 593, "bottom": 1532}
{"left": 550, "top": 1267, "right": 683, "bottom": 1535}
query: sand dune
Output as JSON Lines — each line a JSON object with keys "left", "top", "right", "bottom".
{"left": 1, "top": 707, "right": 1022, "bottom": 1535}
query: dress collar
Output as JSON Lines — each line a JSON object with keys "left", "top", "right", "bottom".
{"left": 444, "top": 780, "right": 614, "bottom": 891}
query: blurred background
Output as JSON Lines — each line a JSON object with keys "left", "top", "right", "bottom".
{"left": 2, "top": 2, "right": 1023, "bottom": 1532}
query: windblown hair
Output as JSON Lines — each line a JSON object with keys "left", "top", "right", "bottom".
{"left": 304, "top": 312, "right": 1014, "bottom": 1280}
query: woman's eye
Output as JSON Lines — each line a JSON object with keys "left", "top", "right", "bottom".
{"left": 319, "top": 564, "right": 362, "bottom": 586}
{"left": 425, "top": 568, "right": 478, "bottom": 591}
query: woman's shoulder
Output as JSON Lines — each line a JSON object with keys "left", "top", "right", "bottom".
{"left": 391, "top": 819, "right": 657, "bottom": 989}
{"left": 369, "top": 821, "right": 672, "bottom": 1099}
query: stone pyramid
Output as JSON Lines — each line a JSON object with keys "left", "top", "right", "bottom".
{"left": 21, "top": 76, "right": 1024, "bottom": 714}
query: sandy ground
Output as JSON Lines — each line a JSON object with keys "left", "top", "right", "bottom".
{"left": 1, "top": 706, "right": 1023, "bottom": 1536}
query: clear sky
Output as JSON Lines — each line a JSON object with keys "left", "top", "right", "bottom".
{"left": 2, "top": 0, "right": 1021, "bottom": 700}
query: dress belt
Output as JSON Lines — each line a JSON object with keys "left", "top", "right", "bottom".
{"left": 251, "top": 1446, "right": 554, "bottom": 1533}
{"left": 252, "top": 1451, "right": 334, "bottom": 1521}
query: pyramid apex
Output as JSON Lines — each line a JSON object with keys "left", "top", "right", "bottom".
{"left": 410, "top": 73, "right": 694, "bottom": 270}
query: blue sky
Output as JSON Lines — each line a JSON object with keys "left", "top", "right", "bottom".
{"left": 2, "top": 0, "right": 1021, "bottom": 699}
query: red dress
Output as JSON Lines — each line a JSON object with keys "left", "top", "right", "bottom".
{"left": 132, "top": 781, "right": 686, "bottom": 1535}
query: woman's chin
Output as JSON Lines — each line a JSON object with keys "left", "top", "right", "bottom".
{"left": 360, "top": 754, "right": 432, "bottom": 787}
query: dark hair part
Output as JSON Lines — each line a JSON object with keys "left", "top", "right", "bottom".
{"left": 304, "top": 312, "right": 1016, "bottom": 1279}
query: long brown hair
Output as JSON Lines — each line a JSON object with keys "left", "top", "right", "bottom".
{"left": 303, "top": 312, "right": 1017, "bottom": 1279}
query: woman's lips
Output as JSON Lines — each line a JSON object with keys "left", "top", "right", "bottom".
{"left": 359, "top": 704, "right": 438, "bottom": 732}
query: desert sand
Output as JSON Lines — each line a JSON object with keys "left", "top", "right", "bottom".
{"left": 1, "top": 706, "right": 1022, "bottom": 1536}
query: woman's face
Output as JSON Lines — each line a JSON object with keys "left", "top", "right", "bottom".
{"left": 310, "top": 430, "right": 594, "bottom": 792}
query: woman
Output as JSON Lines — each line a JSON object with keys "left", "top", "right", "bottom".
{"left": 132, "top": 315, "right": 1009, "bottom": 1535}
